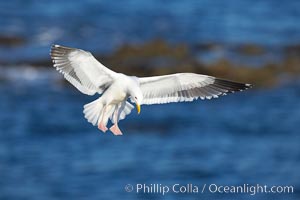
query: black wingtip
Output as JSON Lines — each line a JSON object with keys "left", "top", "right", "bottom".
{"left": 214, "top": 79, "right": 253, "bottom": 93}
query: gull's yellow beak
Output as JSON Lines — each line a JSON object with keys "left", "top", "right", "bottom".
{"left": 136, "top": 103, "right": 141, "bottom": 114}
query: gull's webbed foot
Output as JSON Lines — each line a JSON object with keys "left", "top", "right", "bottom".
{"left": 110, "top": 124, "right": 123, "bottom": 136}
{"left": 98, "top": 123, "right": 108, "bottom": 133}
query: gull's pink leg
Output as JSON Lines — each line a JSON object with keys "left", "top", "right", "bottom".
{"left": 109, "top": 107, "right": 122, "bottom": 135}
{"left": 98, "top": 106, "right": 108, "bottom": 132}
{"left": 110, "top": 124, "right": 122, "bottom": 135}
{"left": 98, "top": 123, "right": 108, "bottom": 132}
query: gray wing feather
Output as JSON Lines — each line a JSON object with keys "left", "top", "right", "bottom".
{"left": 139, "top": 73, "right": 251, "bottom": 104}
{"left": 50, "top": 45, "right": 116, "bottom": 95}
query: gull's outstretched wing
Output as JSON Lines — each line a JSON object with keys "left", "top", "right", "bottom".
{"left": 50, "top": 45, "right": 117, "bottom": 95}
{"left": 139, "top": 73, "right": 251, "bottom": 105}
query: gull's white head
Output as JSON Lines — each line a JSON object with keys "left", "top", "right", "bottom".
{"left": 128, "top": 77, "right": 143, "bottom": 114}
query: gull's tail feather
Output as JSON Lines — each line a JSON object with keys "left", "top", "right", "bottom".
{"left": 83, "top": 99, "right": 103, "bottom": 126}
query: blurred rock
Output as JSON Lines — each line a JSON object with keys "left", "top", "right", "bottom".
{"left": 235, "top": 44, "right": 265, "bottom": 56}
{"left": 282, "top": 56, "right": 300, "bottom": 74}
{"left": 194, "top": 42, "right": 223, "bottom": 51}
{"left": 0, "top": 35, "right": 26, "bottom": 47}
{"left": 112, "top": 39, "right": 188, "bottom": 60}
{"left": 284, "top": 44, "right": 300, "bottom": 57}
{"left": 101, "top": 39, "right": 191, "bottom": 77}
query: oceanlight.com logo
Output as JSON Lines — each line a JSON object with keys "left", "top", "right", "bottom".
{"left": 124, "top": 183, "right": 294, "bottom": 196}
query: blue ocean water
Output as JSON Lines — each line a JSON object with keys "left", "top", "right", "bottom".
{"left": 1, "top": 0, "right": 300, "bottom": 199}
{"left": 1, "top": 0, "right": 300, "bottom": 61}
{"left": 0, "top": 70, "right": 299, "bottom": 199}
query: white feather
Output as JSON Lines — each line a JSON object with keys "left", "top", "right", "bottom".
{"left": 83, "top": 99, "right": 103, "bottom": 126}
{"left": 50, "top": 45, "right": 117, "bottom": 95}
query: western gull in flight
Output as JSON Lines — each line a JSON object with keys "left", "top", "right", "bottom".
{"left": 50, "top": 45, "right": 251, "bottom": 135}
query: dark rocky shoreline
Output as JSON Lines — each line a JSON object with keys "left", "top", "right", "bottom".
{"left": 1, "top": 38, "right": 300, "bottom": 88}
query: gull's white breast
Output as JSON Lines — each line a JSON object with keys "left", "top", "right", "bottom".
{"left": 101, "top": 76, "right": 128, "bottom": 104}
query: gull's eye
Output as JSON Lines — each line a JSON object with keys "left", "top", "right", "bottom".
{"left": 134, "top": 97, "right": 137, "bottom": 100}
